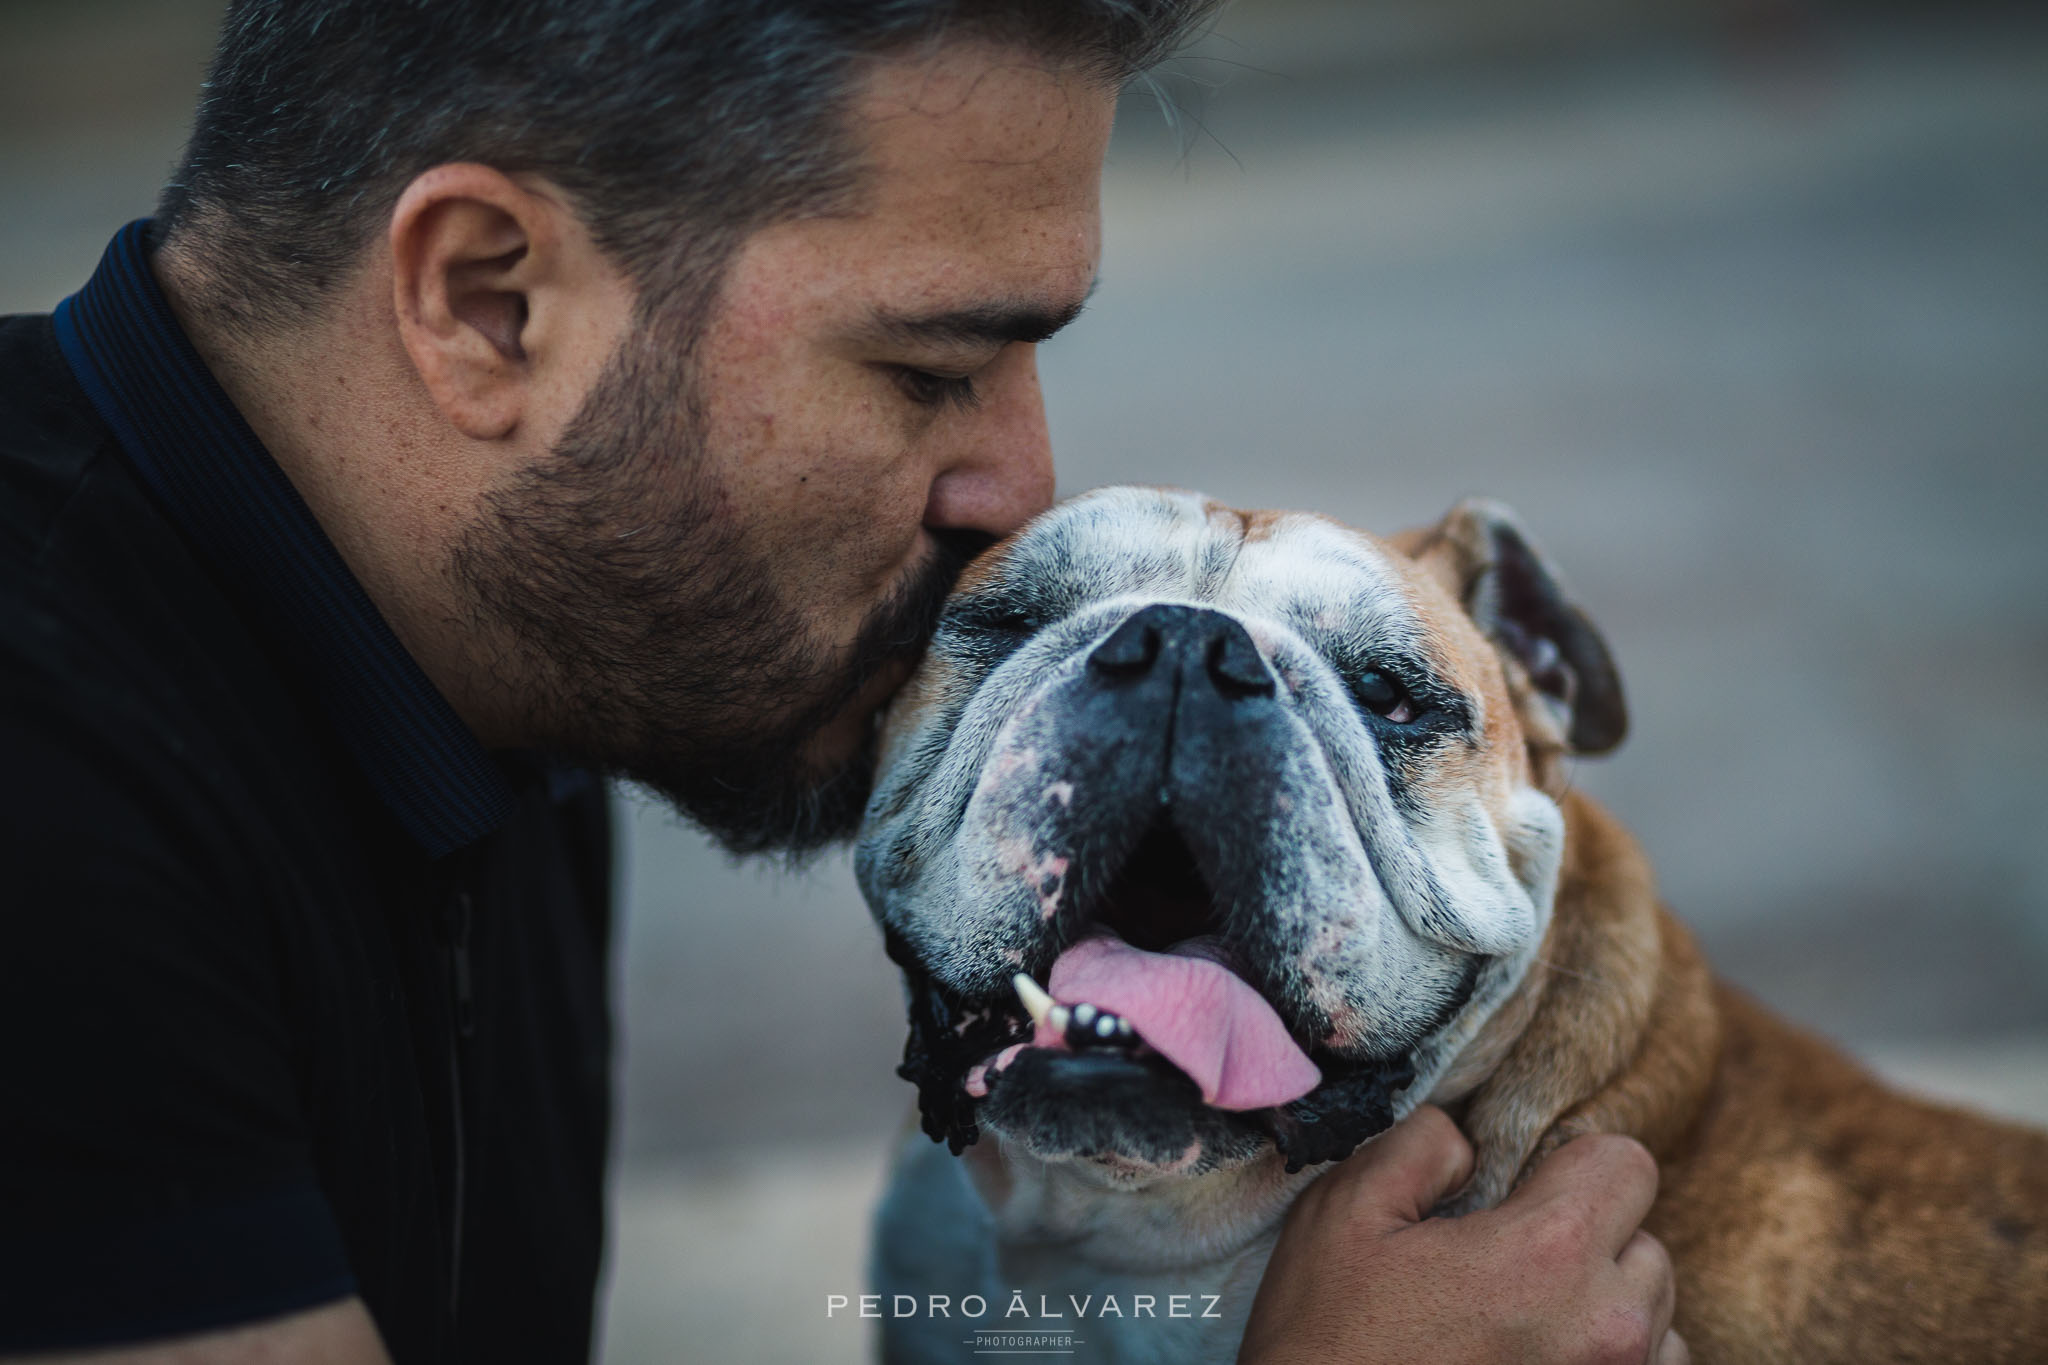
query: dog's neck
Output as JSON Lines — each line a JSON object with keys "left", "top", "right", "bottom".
{"left": 1446, "top": 786, "right": 1721, "bottom": 1208}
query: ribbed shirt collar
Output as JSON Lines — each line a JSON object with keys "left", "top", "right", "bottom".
{"left": 52, "top": 219, "right": 515, "bottom": 858}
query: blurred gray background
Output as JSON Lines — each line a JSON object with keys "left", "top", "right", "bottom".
{"left": 5, "top": 1, "right": 2044, "bottom": 1361}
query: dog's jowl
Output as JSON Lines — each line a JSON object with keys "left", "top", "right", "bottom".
{"left": 855, "top": 486, "right": 2048, "bottom": 1365}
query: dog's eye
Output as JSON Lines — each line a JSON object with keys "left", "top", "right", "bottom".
{"left": 952, "top": 607, "right": 1034, "bottom": 639}
{"left": 1352, "top": 669, "right": 1419, "bottom": 725}
{"left": 979, "top": 611, "right": 1035, "bottom": 637}
{"left": 942, "top": 601, "right": 1037, "bottom": 660}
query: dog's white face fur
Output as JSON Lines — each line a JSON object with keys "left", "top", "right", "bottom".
{"left": 857, "top": 487, "right": 1623, "bottom": 1216}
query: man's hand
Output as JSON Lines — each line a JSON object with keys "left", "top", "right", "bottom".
{"left": 1238, "top": 1106, "right": 1687, "bottom": 1365}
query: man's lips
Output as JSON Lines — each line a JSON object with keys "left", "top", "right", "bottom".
{"left": 963, "top": 930, "right": 1323, "bottom": 1113}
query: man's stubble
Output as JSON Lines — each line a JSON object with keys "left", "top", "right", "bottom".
{"left": 447, "top": 322, "right": 987, "bottom": 855}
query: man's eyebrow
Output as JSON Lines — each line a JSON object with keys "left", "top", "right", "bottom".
{"left": 859, "top": 283, "right": 1097, "bottom": 351}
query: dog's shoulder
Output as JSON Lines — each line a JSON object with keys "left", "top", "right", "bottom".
{"left": 1648, "top": 986, "right": 2048, "bottom": 1361}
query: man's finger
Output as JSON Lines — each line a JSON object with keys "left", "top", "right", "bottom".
{"left": 1508, "top": 1132, "right": 1660, "bottom": 1257}
{"left": 1313, "top": 1105, "right": 1475, "bottom": 1229}
{"left": 1615, "top": 1228, "right": 1677, "bottom": 1346}
{"left": 1656, "top": 1329, "right": 1692, "bottom": 1365}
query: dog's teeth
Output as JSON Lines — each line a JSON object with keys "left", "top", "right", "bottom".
{"left": 1012, "top": 973, "right": 1055, "bottom": 1028}
{"left": 1014, "top": 976, "right": 1133, "bottom": 1050}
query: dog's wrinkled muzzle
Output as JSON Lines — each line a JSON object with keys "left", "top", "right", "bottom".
{"left": 881, "top": 599, "right": 1441, "bottom": 1171}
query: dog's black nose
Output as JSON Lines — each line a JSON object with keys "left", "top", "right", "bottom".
{"left": 1087, "top": 604, "right": 1275, "bottom": 699}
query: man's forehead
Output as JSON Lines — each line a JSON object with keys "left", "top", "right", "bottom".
{"left": 713, "top": 39, "right": 1110, "bottom": 344}
{"left": 854, "top": 38, "right": 1116, "bottom": 170}
{"left": 834, "top": 41, "right": 1112, "bottom": 268}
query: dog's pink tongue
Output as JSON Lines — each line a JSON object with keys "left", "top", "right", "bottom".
{"left": 1046, "top": 935, "right": 1321, "bottom": 1111}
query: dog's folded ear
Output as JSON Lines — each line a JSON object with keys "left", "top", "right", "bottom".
{"left": 1403, "top": 499, "right": 1627, "bottom": 757}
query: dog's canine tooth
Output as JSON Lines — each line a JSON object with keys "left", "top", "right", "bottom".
{"left": 1013, "top": 974, "right": 1135, "bottom": 1049}
{"left": 1012, "top": 973, "right": 1055, "bottom": 1028}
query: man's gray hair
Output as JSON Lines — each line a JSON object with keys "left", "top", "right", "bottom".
{"left": 158, "top": 0, "right": 1221, "bottom": 335}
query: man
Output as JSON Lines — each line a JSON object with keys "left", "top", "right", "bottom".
{"left": 0, "top": 3, "right": 1683, "bottom": 1362}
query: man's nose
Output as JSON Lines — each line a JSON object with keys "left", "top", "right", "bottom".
{"left": 1087, "top": 604, "right": 1276, "bottom": 701}
{"left": 920, "top": 345, "right": 1056, "bottom": 539}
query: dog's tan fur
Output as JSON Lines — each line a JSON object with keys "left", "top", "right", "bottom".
{"left": 1400, "top": 513, "right": 2048, "bottom": 1362}
{"left": 874, "top": 491, "right": 2047, "bottom": 1361}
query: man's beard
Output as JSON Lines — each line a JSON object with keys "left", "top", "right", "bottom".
{"left": 448, "top": 329, "right": 989, "bottom": 855}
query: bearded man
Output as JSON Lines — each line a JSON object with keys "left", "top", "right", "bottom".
{"left": 0, "top": 3, "right": 1682, "bottom": 1362}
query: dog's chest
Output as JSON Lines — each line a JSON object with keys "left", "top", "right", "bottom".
{"left": 872, "top": 1132, "right": 1273, "bottom": 1364}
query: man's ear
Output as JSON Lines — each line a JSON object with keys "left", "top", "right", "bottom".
{"left": 388, "top": 164, "right": 584, "bottom": 441}
{"left": 1407, "top": 498, "right": 1627, "bottom": 757}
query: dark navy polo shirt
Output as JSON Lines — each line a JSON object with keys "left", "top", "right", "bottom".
{"left": 0, "top": 221, "right": 615, "bottom": 1362}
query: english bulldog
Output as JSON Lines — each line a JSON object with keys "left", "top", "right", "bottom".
{"left": 856, "top": 486, "right": 2048, "bottom": 1364}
